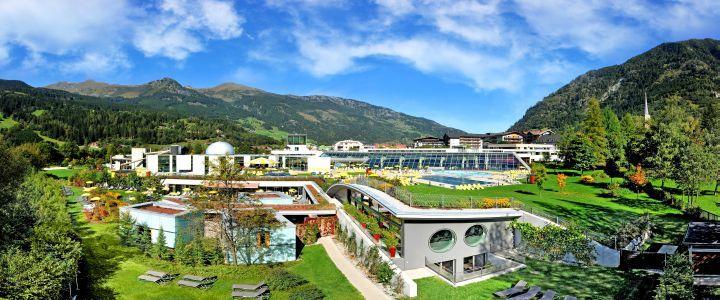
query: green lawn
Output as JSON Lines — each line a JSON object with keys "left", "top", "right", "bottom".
{"left": 415, "top": 259, "right": 624, "bottom": 300}
{"left": 45, "top": 167, "right": 82, "bottom": 179}
{"left": 406, "top": 170, "right": 690, "bottom": 244}
{"left": 648, "top": 178, "right": 719, "bottom": 215}
{"left": 63, "top": 185, "right": 361, "bottom": 300}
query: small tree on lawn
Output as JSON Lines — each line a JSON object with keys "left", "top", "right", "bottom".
{"left": 136, "top": 224, "right": 152, "bottom": 255}
{"left": 531, "top": 163, "right": 548, "bottom": 191}
{"left": 152, "top": 227, "right": 170, "bottom": 260}
{"left": 628, "top": 165, "right": 648, "bottom": 199}
{"left": 118, "top": 212, "right": 136, "bottom": 246}
{"left": 557, "top": 173, "right": 567, "bottom": 193}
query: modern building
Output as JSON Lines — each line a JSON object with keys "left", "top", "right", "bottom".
{"left": 322, "top": 149, "right": 530, "bottom": 171}
{"left": 120, "top": 198, "right": 203, "bottom": 248}
{"left": 333, "top": 140, "right": 364, "bottom": 151}
{"left": 413, "top": 136, "right": 445, "bottom": 148}
{"left": 327, "top": 183, "right": 525, "bottom": 283}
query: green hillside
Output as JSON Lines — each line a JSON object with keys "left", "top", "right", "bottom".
{"left": 0, "top": 80, "right": 281, "bottom": 151}
{"left": 46, "top": 78, "right": 465, "bottom": 144}
{"left": 511, "top": 39, "right": 720, "bottom": 131}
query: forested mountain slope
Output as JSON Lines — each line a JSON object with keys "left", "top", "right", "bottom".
{"left": 0, "top": 80, "right": 280, "bottom": 151}
{"left": 511, "top": 39, "right": 720, "bottom": 131}
{"left": 47, "top": 78, "right": 465, "bottom": 144}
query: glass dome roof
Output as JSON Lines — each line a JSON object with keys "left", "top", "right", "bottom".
{"left": 205, "top": 141, "right": 235, "bottom": 155}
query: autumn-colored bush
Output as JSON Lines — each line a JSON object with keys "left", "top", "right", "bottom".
{"left": 481, "top": 198, "right": 511, "bottom": 208}
{"left": 580, "top": 175, "right": 595, "bottom": 184}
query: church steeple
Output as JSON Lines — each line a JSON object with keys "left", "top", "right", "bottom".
{"left": 643, "top": 92, "right": 650, "bottom": 121}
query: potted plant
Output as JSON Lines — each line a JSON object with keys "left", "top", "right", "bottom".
{"left": 359, "top": 213, "right": 368, "bottom": 229}
{"left": 368, "top": 220, "right": 381, "bottom": 242}
{"left": 383, "top": 231, "right": 399, "bottom": 258}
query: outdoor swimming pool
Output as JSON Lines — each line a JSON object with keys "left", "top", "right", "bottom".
{"left": 430, "top": 170, "right": 494, "bottom": 178}
{"left": 420, "top": 175, "right": 492, "bottom": 186}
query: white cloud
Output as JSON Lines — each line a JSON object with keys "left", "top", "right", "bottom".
{"left": 295, "top": 31, "right": 521, "bottom": 90}
{"left": 60, "top": 50, "right": 131, "bottom": 75}
{"left": 0, "top": 0, "right": 245, "bottom": 74}
{"left": 133, "top": 0, "right": 244, "bottom": 60}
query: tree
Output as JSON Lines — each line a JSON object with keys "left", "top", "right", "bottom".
{"left": 190, "top": 156, "right": 280, "bottom": 265}
{"left": 627, "top": 165, "right": 648, "bottom": 199}
{"left": 654, "top": 253, "right": 694, "bottom": 300}
{"left": 674, "top": 143, "right": 715, "bottom": 206}
{"left": 118, "top": 212, "right": 136, "bottom": 246}
{"left": 581, "top": 98, "right": 608, "bottom": 167}
{"left": 559, "top": 132, "right": 596, "bottom": 174}
{"left": 531, "top": 163, "right": 548, "bottom": 191}
{"left": 603, "top": 108, "right": 626, "bottom": 177}
{"left": 620, "top": 113, "right": 646, "bottom": 167}
{"left": 644, "top": 96, "right": 699, "bottom": 188}
{"left": 557, "top": 173, "right": 567, "bottom": 193}
{"left": 151, "top": 227, "right": 170, "bottom": 260}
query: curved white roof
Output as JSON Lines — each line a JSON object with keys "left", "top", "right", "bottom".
{"left": 205, "top": 141, "right": 235, "bottom": 155}
{"left": 335, "top": 183, "right": 522, "bottom": 220}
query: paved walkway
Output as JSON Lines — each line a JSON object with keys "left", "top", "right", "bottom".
{"left": 318, "top": 236, "right": 391, "bottom": 300}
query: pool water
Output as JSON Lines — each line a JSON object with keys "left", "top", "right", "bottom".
{"left": 430, "top": 170, "right": 494, "bottom": 178}
{"left": 420, "top": 175, "right": 491, "bottom": 186}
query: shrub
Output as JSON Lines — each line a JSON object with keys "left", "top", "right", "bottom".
{"left": 580, "top": 175, "right": 595, "bottom": 184}
{"left": 376, "top": 262, "right": 394, "bottom": 285}
{"left": 289, "top": 284, "right": 325, "bottom": 300}
{"left": 302, "top": 222, "right": 320, "bottom": 245}
{"left": 606, "top": 182, "right": 621, "bottom": 197}
{"left": 266, "top": 269, "right": 307, "bottom": 291}
{"left": 481, "top": 198, "right": 511, "bottom": 208}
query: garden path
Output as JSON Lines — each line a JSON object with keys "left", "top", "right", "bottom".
{"left": 318, "top": 236, "right": 391, "bottom": 300}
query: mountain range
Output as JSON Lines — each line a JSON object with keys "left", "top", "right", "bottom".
{"left": 511, "top": 38, "right": 720, "bottom": 131}
{"left": 46, "top": 78, "right": 465, "bottom": 144}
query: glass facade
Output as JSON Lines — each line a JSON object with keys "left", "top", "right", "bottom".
{"left": 287, "top": 134, "right": 307, "bottom": 145}
{"left": 158, "top": 156, "right": 170, "bottom": 173}
{"left": 322, "top": 150, "right": 527, "bottom": 171}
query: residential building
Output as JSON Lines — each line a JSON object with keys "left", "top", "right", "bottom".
{"left": 413, "top": 136, "right": 445, "bottom": 148}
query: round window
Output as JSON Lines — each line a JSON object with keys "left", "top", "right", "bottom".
{"left": 464, "top": 225, "right": 486, "bottom": 246}
{"left": 428, "top": 229, "right": 456, "bottom": 252}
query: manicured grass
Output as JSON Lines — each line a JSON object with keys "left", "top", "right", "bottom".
{"left": 63, "top": 184, "right": 361, "bottom": 299}
{"left": 45, "top": 167, "right": 82, "bottom": 179}
{"left": 415, "top": 259, "right": 624, "bottom": 300}
{"left": 406, "top": 170, "right": 690, "bottom": 244}
{"left": 648, "top": 178, "right": 719, "bottom": 215}
{"left": 289, "top": 245, "right": 363, "bottom": 300}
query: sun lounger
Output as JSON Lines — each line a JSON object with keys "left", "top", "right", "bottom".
{"left": 232, "top": 281, "right": 266, "bottom": 291}
{"left": 177, "top": 275, "right": 217, "bottom": 289}
{"left": 539, "top": 290, "right": 556, "bottom": 300}
{"left": 232, "top": 286, "right": 269, "bottom": 298}
{"left": 494, "top": 280, "right": 527, "bottom": 298}
{"left": 508, "top": 286, "right": 541, "bottom": 300}
{"left": 563, "top": 296, "right": 577, "bottom": 300}
{"left": 138, "top": 270, "right": 177, "bottom": 284}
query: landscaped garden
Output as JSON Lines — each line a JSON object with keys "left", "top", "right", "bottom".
{"left": 415, "top": 258, "right": 625, "bottom": 300}
{"left": 63, "top": 185, "right": 362, "bottom": 299}
{"left": 404, "top": 170, "right": 690, "bottom": 245}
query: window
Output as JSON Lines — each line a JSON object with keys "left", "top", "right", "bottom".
{"left": 429, "top": 229, "right": 456, "bottom": 252}
{"left": 464, "top": 225, "right": 486, "bottom": 246}
{"left": 256, "top": 231, "right": 271, "bottom": 247}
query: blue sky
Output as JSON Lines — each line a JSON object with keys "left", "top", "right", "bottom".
{"left": 1, "top": 0, "right": 719, "bottom": 132}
